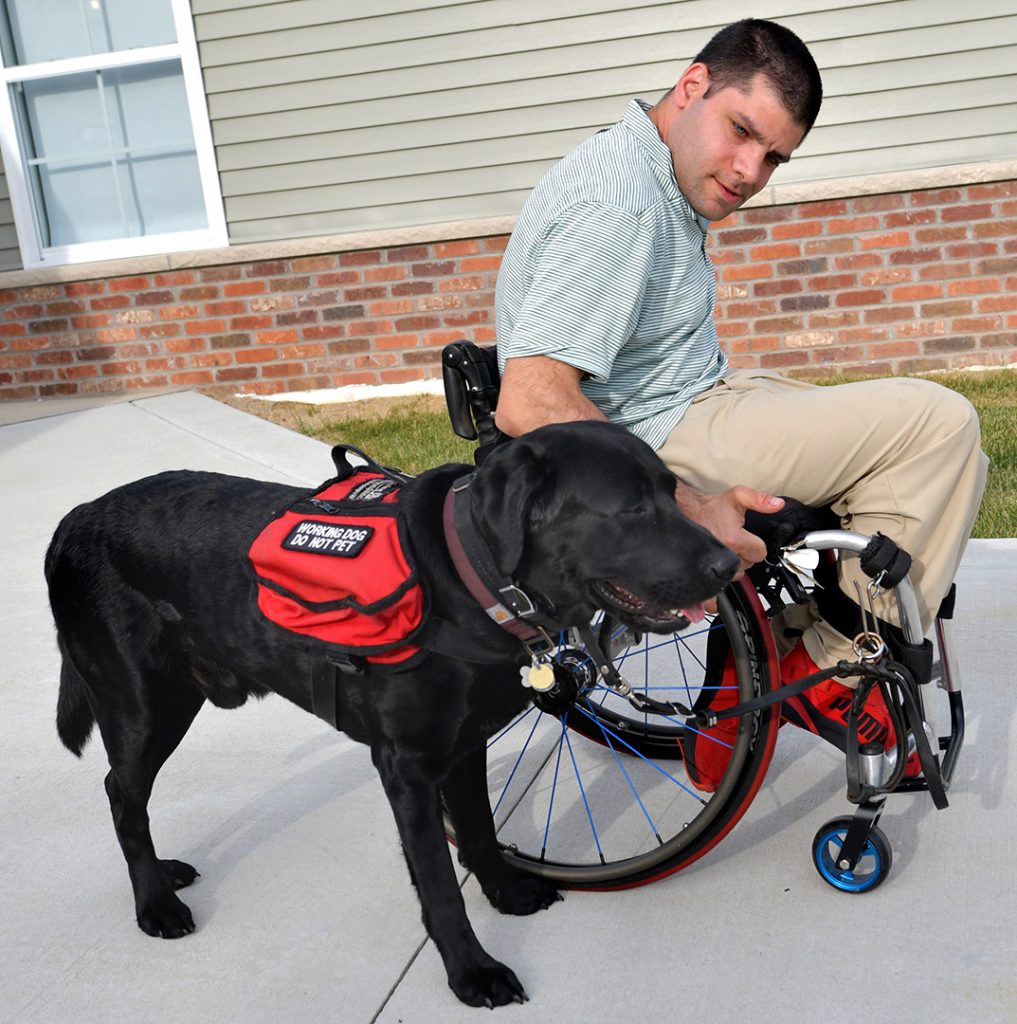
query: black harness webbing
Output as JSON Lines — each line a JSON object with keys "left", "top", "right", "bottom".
{"left": 312, "top": 656, "right": 340, "bottom": 728}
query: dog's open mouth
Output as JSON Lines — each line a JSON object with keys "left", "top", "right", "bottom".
{"left": 591, "top": 580, "right": 707, "bottom": 631}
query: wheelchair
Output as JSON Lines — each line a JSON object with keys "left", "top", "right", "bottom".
{"left": 440, "top": 340, "right": 966, "bottom": 894}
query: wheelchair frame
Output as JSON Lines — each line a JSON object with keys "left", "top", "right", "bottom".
{"left": 441, "top": 340, "right": 966, "bottom": 893}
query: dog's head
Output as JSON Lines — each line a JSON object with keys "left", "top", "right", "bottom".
{"left": 468, "top": 421, "right": 739, "bottom": 632}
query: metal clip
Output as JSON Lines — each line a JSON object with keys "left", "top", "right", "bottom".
{"left": 851, "top": 580, "right": 887, "bottom": 663}
{"left": 852, "top": 631, "right": 887, "bottom": 663}
{"left": 522, "top": 626, "right": 556, "bottom": 659}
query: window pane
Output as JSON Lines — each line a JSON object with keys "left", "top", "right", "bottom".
{"left": 15, "top": 60, "right": 207, "bottom": 247}
{"left": 117, "top": 152, "right": 205, "bottom": 235}
{"left": 0, "top": 0, "right": 176, "bottom": 66}
{"left": 34, "top": 161, "right": 122, "bottom": 246}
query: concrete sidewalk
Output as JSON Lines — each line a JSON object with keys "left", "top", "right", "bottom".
{"left": 1, "top": 391, "right": 1014, "bottom": 1024}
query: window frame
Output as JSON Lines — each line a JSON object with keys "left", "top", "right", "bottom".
{"left": 0, "top": 0, "right": 226, "bottom": 269}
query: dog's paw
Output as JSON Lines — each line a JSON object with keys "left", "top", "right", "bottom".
{"left": 483, "top": 874, "right": 563, "bottom": 916}
{"left": 448, "top": 959, "right": 528, "bottom": 1008}
{"left": 136, "top": 892, "right": 196, "bottom": 939}
{"left": 159, "top": 859, "right": 200, "bottom": 890}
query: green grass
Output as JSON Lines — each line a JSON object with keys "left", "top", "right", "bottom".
{"left": 297, "top": 371, "right": 1016, "bottom": 538}
{"left": 293, "top": 396, "right": 477, "bottom": 473}
{"left": 919, "top": 371, "right": 1016, "bottom": 539}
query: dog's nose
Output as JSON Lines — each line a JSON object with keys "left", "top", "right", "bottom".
{"left": 708, "top": 547, "right": 740, "bottom": 584}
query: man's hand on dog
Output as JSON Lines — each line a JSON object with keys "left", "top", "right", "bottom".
{"left": 676, "top": 481, "right": 784, "bottom": 577}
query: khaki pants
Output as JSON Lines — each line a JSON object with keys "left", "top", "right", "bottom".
{"left": 657, "top": 370, "right": 989, "bottom": 668}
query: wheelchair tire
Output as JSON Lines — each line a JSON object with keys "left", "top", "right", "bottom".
{"left": 444, "top": 577, "right": 781, "bottom": 889}
{"left": 812, "top": 817, "right": 892, "bottom": 894}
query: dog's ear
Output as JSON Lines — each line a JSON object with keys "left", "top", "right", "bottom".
{"left": 470, "top": 436, "right": 554, "bottom": 577}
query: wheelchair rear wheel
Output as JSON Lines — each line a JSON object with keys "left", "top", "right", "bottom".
{"left": 444, "top": 577, "right": 781, "bottom": 889}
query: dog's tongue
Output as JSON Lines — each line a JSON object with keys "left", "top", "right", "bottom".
{"left": 681, "top": 603, "right": 706, "bottom": 624}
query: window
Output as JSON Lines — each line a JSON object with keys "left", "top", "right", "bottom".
{"left": 0, "top": 0, "right": 226, "bottom": 268}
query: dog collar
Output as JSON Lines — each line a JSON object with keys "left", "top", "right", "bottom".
{"left": 442, "top": 476, "right": 557, "bottom": 658}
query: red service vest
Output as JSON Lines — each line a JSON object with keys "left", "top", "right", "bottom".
{"left": 248, "top": 457, "right": 425, "bottom": 664}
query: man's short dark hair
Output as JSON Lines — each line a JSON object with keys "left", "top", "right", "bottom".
{"left": 695, "top": 19, "right": 823, "bottom": 135}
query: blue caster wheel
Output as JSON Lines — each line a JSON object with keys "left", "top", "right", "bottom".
{"left": 812, "top": 816, "right": 892, "bottom": 893}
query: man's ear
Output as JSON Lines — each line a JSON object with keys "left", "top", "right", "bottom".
{"left": 673, "top": 61, "right": 710, "bottom": 108}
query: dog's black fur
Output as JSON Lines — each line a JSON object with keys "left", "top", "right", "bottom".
{"left": 45, "top": 420, "right": 737, "bottom": 1007}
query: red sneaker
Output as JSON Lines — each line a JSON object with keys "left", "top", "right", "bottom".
{"left": 779, "top": 643, "right": 921, "bottom": 777}
{"left": 681, "top": 657, "right": 741, "bottom": 794}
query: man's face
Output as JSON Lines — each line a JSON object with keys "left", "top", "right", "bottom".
{"left": 657, "top": 69, "right": 806, "bottom": 221}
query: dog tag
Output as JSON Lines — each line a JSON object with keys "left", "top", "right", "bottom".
{"left": 524, "top": 662, "right": 556, "bottom": 691}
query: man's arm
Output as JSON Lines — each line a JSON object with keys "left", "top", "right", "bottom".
{"left": 495, "top": 355, "right": 606, "bottom": 435}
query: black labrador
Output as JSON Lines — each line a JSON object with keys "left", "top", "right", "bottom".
{"left": 45, "top": 420, "right": 737, "bottom": 1007}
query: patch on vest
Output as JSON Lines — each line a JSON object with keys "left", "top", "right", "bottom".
{"left": 345, "top": 478, "right": 400, "bottom": 502}
{"left": 248, "top": 448, "right": 425, "bottom": 664}
{"left": 282, "top": 520, "right": 374, "bottom": 557}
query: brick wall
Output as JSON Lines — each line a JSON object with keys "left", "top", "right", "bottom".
{"left": 714, "top": 181, "right": 1017, "bottom": 376}
{"left": 1, "top": 181, "right": 1015, "bottom": 402}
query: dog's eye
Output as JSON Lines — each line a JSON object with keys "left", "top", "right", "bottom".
{"left": 621, "top": 503, "right": 650, "bottom": 516}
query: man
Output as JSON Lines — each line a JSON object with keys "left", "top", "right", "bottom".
{"left": 493, "top": 19, "right": 988, "bottom": 790}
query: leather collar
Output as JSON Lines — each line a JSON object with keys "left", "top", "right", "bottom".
{"left": 442, "top": 475, "right": 557, "bottom": 657}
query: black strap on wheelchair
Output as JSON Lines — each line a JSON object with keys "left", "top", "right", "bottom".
{"left": 578, "top": 622, "right": 882, "bottom": 725}
{"left": 842, "top": 666, "right": 949, "bottom": 810}
{"left": 859, "top": 532, "right": 912, "bottom": 588}
{"left": 692, "top": 661, "right": 863, "bottom": 726}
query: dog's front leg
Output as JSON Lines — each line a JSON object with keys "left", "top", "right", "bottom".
{"left": 372, "top": 744, "right": 528, "bottom": 1008}
{"left": 443, "top": 747, "right": 562, "bottom": 915}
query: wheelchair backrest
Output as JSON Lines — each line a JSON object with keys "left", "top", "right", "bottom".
{"left": 441, "top": 340, "right": 505, "bottom": 464}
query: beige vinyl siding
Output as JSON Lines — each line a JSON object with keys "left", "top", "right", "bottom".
{"left": 188, "top": 1, "right": 1017, "bottom": 244}
{"left": 0, "top": 173, "right": 20, "bottom": 272}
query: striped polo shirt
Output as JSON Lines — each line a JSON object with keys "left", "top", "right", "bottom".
{"left": 495, "top": 99, "right": 727, "bottom": 449}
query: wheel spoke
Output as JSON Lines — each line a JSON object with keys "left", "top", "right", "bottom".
{"left": 561, "top": 722, "right": 605, "bottom": 864}
{"left": 539, "top": 718, "right": 569, "bottom": 860}
{"left": 488, "top": 706, "right": 544, "bottom": 818}
{"left": 588, "top": 711, "right": 664, "bottom": 844}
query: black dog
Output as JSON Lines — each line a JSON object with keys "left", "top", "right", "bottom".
{"left": 45, "top": 420, "right": 737, "bottom": 1007}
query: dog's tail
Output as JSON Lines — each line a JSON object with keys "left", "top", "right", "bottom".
{"left": 47, "top": 512, "right": 98, "bottom": 757}
{"left": 56, "top": 640, "right": 96, "bottom": 757}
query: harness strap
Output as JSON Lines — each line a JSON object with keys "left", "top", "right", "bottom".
{"left": 424, "top": 619, "right": 526, "bottom": 664}
{"left": 311, "top": 657, "right": 339, "bottom": 728}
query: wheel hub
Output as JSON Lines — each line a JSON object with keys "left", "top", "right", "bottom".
{"left": 532, "top": 648, "right": 596, "bottom": 715}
